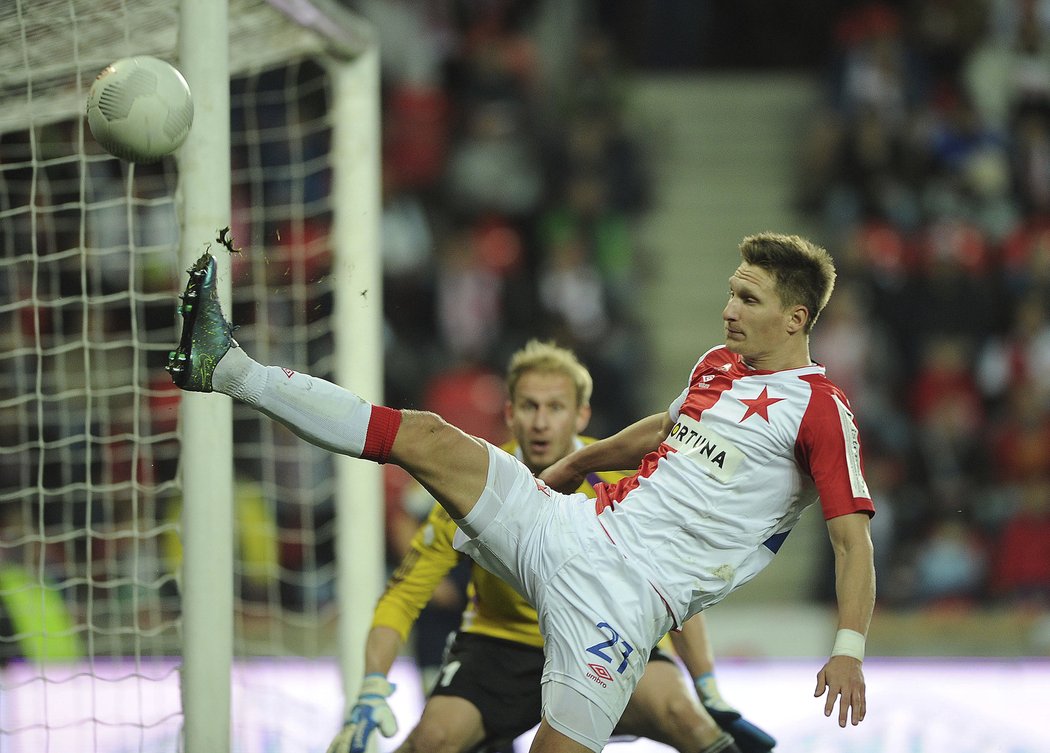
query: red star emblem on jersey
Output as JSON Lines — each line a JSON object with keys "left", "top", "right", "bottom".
{"left": 739, "top": 386, "right": 784, "bottom": 423}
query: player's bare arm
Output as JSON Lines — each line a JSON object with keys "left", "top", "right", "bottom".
{"left": 326, "top": 624, "right": 404, "bottom": 753}
{"left": 668, "top": 614, "right": 716, "bottom": 677}
{"left": 539, "top": 412, "right": 672, "bottom": 493}
{"left": 363, "top": 625, "right": 402, "bottom": 676}
{"left": 671, "top": 615, "right": 779, "bottom": 751}
{"left": 814, "top": 512, "right": 875, "bottom": 728}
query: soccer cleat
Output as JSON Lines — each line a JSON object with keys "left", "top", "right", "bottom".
{"left": 166, "top": 252, "right": 236, "bottom": 392}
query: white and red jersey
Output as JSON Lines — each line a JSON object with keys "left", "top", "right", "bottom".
{"left": 592, "top": 345, "right": 874, "bottom": 627}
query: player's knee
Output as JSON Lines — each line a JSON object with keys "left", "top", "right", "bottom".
{"left": 394, "top": 410, "right": 451, "bottom": 460}
{"left": 401, "top": 408, "right": 440, "bottom": 432}
{"left": 401, "top": 410, "right": 460, "bottom": 448}
{"left": 400, "top": 721, "right": 466, "bottom": 753}
{"left": 661, "top": 694, "right": 708, "bottom": 739}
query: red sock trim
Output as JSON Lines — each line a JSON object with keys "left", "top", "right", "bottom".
{"left": 362, "top": 406, "right": 402, "bottom": 463}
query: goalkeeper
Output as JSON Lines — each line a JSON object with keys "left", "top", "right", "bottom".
{"left": 326, "top": 341, "right": 775, "bottom": 753}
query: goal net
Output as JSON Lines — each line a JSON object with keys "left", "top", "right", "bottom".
{"left": 0, "top": 1, "right": 379, "bottom": 751}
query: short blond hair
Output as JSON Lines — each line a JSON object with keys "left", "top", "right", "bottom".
{"left": 505, "top": 340, "right": 593, "bottom": 408}
{"left": 739, "top": 232, "right": 837, "bottom": 333}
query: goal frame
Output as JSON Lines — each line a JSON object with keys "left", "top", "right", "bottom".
{"left": 0, "top": 0, "right": 383, "bottom": 747}
{"left": 175, "top": 1, "right": 383, "bottom": 750}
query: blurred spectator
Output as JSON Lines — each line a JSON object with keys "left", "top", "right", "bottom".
{"left": 989, "top": 478, "right": 1050, "bottom": 605}
{"left": 798, "top": 0, "right": 1050, "bottom": 610}
{"left": 911, "top": 514, "right": 989, "bottom": 606}
{"left": 829, "top": 2, "right": 923, "bottom": 128}
{"left": 977, "top": 294, "right": 1050, "bottom": 405}
{"left": 380, "top": 167, "right": 437, "bottom": 329}
{"left": 839, "top": 104, "right": 923, "bottom": 228}
{"left": 381, "top": 176, "right": 435, "bottom": 287}
{"left": 561, "top": 26, "right": 630, "bottom": 114}
{"left": 907, "top": 0, "right": 989, "bottom": 89}
{"left": 809, "top": 279, "right": 909, "bottom": 446}
{"left": 909, "top": 336, "right": 987, "bottom": 497}
{"left": 537, "top": 225, "right": 611, "bottom": 344}
{"left": 966, "top": 0, "right": 1050, "bottom": 129}
{"left": 450, "top": 1, "right": 542, "bottom": 113}
{"left": 905, "top": 212, "right": 1000, "bottom": 355}
{"left": 384, "top": 85, "right": 453, "bottom": 191}
{"left": 921, "top": 86, "right": 1010, "bottom": 209}
{"left": 1011, "top": 104, "right": 1050, "bottom": 214}
{"left": 164, "top": 479, "right": 281, "bottom": 607}
{"left": 539, "top": 168, "right": 636, "bottom": 297}
{"left": 443, "top": 101, "right": 545, "bottom": 219}
{"left": 433, "top": 221, "right": 517, "bottom": 361}
{"left": 1000, "top": 215, "right": 1050, "bottom": 297}
{"left": 0, "top": 506, "right": 84, "bottom": 664}
{"left": 356, "top": 0, "right": 453, "bottom": 88}
{"left": 356, "top": 0, "right": 454, "bottom": 194}
{"left": 988, "top": 379, "right": 1050, "bottom": 484}
{"left": 545, "top": 104, "right": 650, "bottom": 217}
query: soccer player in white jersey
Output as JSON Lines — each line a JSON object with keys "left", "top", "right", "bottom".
{"left": 325, "top": 340, "right": 772, "bottom": 753}
{"left": 168, "top": 231, "right": 875, "bottom": 753}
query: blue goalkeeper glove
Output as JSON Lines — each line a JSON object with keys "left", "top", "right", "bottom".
{"left": 695, "top": 672, "right": 777, "bottom": 753}
{"left": 326, "top": 674, "right": 398, "bottom": 753}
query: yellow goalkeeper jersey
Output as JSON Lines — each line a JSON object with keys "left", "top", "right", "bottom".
{"left": 371, "top": 437, "right": 629, "bottom": 648}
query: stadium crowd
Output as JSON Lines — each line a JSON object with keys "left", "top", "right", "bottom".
{"left": 350, "top": 0, "right": 658, "bottom": 671}
{"left": 367, "top": 0, "right": 1050, "bottom": 614}
{"left": 794, "top": 0, "right": 1050, "bottom": 609}
{"left": 364, "top": 0, "right": 652, "bottom": 443}
{"left": 4, "top": 0, "right": 1049, "bottom": 669}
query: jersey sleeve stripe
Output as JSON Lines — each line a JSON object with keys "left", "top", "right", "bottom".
{"left": 831, "top": 394, "right": 871, "bottom": 500}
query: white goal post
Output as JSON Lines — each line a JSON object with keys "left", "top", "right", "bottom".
{"left": 0, "top": 1, "right": 383, "bottom": 751}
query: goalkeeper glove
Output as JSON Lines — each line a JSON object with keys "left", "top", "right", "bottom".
{"left": 695, "top": 672, "right": 777, "bottom": 753}
{"left": 326, "top": 674, "right": 398, "bottom": 753}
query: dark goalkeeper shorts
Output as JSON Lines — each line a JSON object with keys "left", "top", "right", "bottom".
{"left": 429, "top": 631, "right": 675, "bottom": 747}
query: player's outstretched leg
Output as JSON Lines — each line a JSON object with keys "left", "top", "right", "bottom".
{"left": 166, "top": 252, "right": 397, "bottom": 461}
{"left": 164, "top": 252, "right": 489, "bottom": 518}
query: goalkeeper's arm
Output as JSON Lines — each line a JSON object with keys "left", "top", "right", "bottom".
{"left": 670, "top": 614, "right": 777, "bottom": 753}
{"left": 326, "top": 626, "right": 402, "bottom": 753}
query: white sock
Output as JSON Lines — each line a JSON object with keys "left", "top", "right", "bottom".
{"left": 212, "top": 346, "right": 371, "bottom": 457}
{"left": 701, "top": 732, "right": 737, "bottom": 753}
{"left": 212, "top": 346, "right": 267, "bottom": 403}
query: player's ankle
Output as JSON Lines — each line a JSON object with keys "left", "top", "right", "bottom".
{"left": 699, "top": 731, "right": 740, "bottom": 753}
{"left": 212, "top": 346, "right": 263, "bottom": 402}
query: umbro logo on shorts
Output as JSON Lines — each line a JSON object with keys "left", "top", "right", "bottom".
{"left": 586, "top": 663, "right": 614, "bottom": 688}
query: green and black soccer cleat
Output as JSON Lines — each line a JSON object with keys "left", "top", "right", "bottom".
{"left": 166, "top": 252, "right": 236, "bottom": 392}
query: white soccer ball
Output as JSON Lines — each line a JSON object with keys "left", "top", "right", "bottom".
{"left": 86, "top": 56, "right": 194, "bottom": 163}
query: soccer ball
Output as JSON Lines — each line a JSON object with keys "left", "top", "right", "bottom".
{"left": 86, "top": 56, "right": 194, "bottom": 163}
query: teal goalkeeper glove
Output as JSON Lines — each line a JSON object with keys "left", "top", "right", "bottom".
{"left": 695, "top": 673, "right": 777, "bottom": 753}
{"left": 326, "top": 674, "right": 398, "bottom": 753}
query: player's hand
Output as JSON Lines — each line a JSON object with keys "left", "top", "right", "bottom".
{"left": 695, "top": 672, "right": 777, "bottom": 753}
{"left": 538, "top": 456, "right": 585, "bottom": 494}
{"left": 814, "top": 655, "right": 866, "bottom": 727}
{"left": 326, "top": 674, "right": 398, "bottom": 753}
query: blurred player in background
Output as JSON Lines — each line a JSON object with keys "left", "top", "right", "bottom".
{"left": 325, "top": 340, "right": 775, "bottom": 753}
{"left": 168, "top": 232, "right": 874, "bottom": 753}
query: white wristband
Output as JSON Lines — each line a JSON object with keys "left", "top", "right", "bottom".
{"left": 831, "top": 628, "right": 865, "bottom": 661}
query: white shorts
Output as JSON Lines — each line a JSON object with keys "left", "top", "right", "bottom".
{"left": 452, "top": 442, "right": 674, "bottom": 752}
